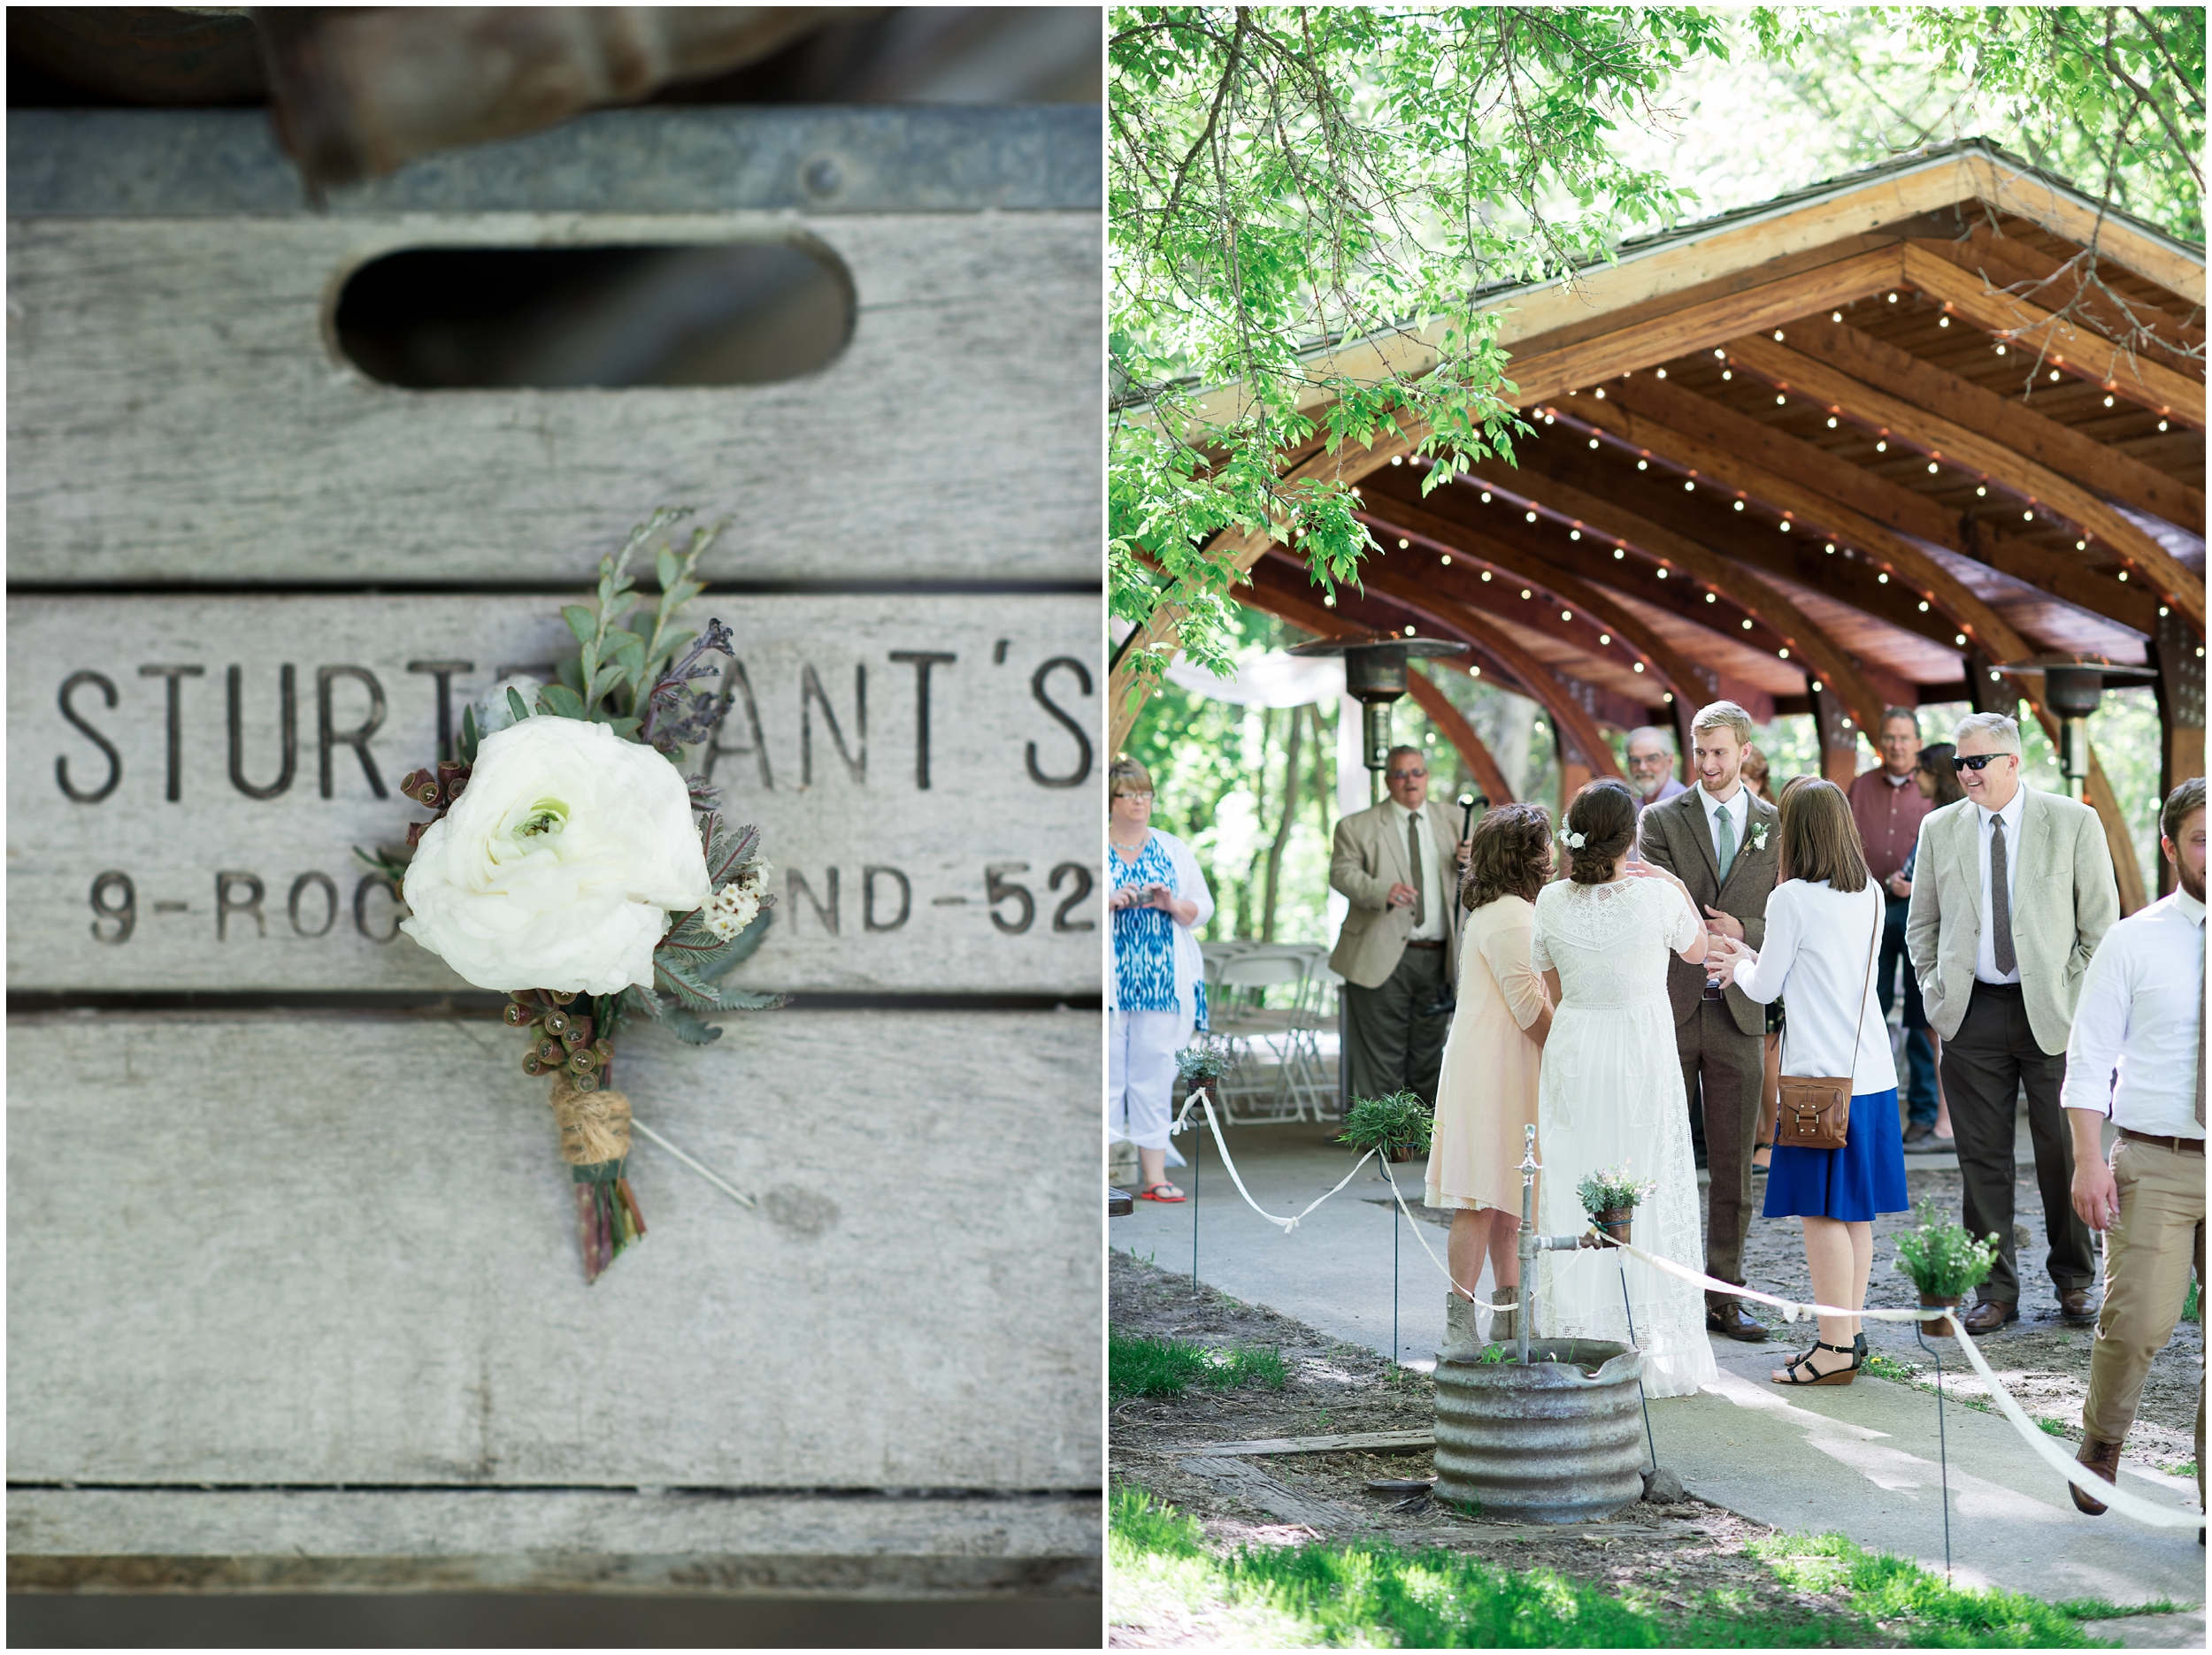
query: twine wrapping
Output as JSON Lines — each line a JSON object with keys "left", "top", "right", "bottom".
{"left": 549, "top": 1077, "right": 633, "bottom": 1166}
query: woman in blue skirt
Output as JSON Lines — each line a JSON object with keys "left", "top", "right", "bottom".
{"left": 1710, "top": 778, "right": 1906, "bottom": 1386}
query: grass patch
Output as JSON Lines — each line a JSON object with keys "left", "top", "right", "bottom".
{"left": 1110, "top": 1332, "right": 1289, "bottom": 1398}
{"left": 2047, "top": 1597, "right": 2192, "bottom": 1620}
{"left": 2162, "top": 1458, "right": 2198, "bottom": 1480}
{"left": 1110, "top": 1485, "right": 2131, "bottom": 1647}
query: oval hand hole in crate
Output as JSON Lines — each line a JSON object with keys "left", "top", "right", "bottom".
{"left": 334, "top": 240, "right": 855, "bottom": 388}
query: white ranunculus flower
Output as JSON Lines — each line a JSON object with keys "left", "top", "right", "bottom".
{"left": 402, "top": 716, "right": 711, "bottom": 994}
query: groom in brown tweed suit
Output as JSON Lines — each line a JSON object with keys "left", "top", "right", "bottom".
{"left": 1637, "top": 700, "right": 1781, "bottom": 1342}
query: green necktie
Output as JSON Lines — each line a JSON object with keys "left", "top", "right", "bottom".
{"left": 1715, "top": 802, "right": 1736, "bottom": 883}
{"left": 1408, "top": 812, "right": 1426, "bottom": 929}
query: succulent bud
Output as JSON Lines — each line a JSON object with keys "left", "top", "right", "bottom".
{"left": 561, "top": 1023, "right": 588, "bottom": 1051}
{"left": 538, "top": 1038, "right": 563, "bottom": 1064}
{"left": 523, "top": 1052, "right": 544, "bottom": 1076}
{"left": 405, "top": 820, "right": 427, "bottom": 848}
{"left": 502, "top": 1000, "right": 533, "bottom": 1028}
{"left": 591, "top": 1038, "right": 613, "bottom": 1065}
{"left": 571, "top": 1069, "right": 599, "bottom": 1093}
{"left": 550, "top": 989, "right": 578, "bottom": 1006}
{"left": 566, "top": 1049, "right": 595, "bottom": 1076}
{"left": 543, "top": 1009, "right": 569, "bottom": 1037}
{"left": 400, "top": 767, "right": 443, "bottom": 807}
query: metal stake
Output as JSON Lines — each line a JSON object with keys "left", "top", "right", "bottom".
{"left": 1391, "top": 1168, "right": 1401, "bottom": 1367}
{"left": 1191, "top": 1084, "right": 1202, "bottom": 1291}
{"left": 1617, "top": 1253, "right": 1660, "bottom": 1475}
{"left": 1915, "top": 1315, "right": 1953, "bottom": 1580}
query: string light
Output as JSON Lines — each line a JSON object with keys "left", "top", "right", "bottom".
{"left": 1397, "top": 538, "right": 1409, "bottom": 548}
{"left": 1939, "top": 316, "right": 1950, "bottom": 327}
{"left": 1480, "top": 491, "right": 1493, "bottom": 502}
{"left": 1684, "top": 480, "right": 1695, "bottom": 492}
{"left": 1570, "top": 529, "right": 1583, "bottom": 540}
{"left": 1655, "top": 368, "right": 1668, "bottom": 379}
{"left": 1324, "top": 594, "right": 1336, "bottom": 607}
{"left": 2117, "top": 571, "right": 2129, "bottom": 582}
{"left": 1562, "top": 609, "right": 1574, "bottom": 621}
{"left": 2104, "top": 395, "right": 2116, "bottom": 407}
{"left": 1471, "top": 664, "right": 1481, "bottom": 678}
{"left": 1594, "top": 387, "right": 1606, "bottom": 399}
{"left": 1778, "top": 520, "right": 1791, "bottom": 532}
{"left": 1995, "top": 344, "right": 2008, "bottom": 356}
{"left": 1732, "top": 500, "right": 1745, "bottom": 511}
{"left": 1520, "top": 588, "right": 1532, "bottom": 599}
{"left": 2158, "top": 419, "right": 2170, "bottom": 431}
{"left": 1613, "top": 547, "right": 1626, "bottom": 560}
{"left": 1391, "top": 454, "right": 1403, "bottom": 465}
{"left": 1976, "top": 486, "right": 1986, "bottom": 496}
{"left": 1598, "top": 633, "right": 1611, "bottom": 645}
{"left": 1878, "top": 572, "right": 1890, "bottom": 584}
{"left": 1525, "top": 510, "right": 1538, "bottom": 523}
{"left": 1721, "top": 370, "right": 1733, "bottom": 379}
{"left": 1740, "top": 618, "right": 1753, "bottom": 630}
{"left": 1824, "top": 542, "right": 1836, "bottom": 553}
{"left": 2049, "top": 370, "right": 2062, "bottom": 381}
{"left": 1876, "top": 441, "right": 1887, "bottom": 452}
{"left": 1776, "top": 395, "right": 1787, "bottom": 406}
{"left": 1637, "top": 459, "right": 1648, "bottom": 470}
{"left": 2024, "top": 510, "right": 2034, "bottom": 521}
{"left": 1703, "top": 591, "right": 1717, "bottom": 603}
{"left": 1826, "top": 417, "right": 1839, "bottom": 428}
{"left": 1928, "top": 463, "right": 1939, "bottom": 473}
{"left": 1778, "top": 648, "right": 1790, "bottom": 659}
{"left": 1656, "top": 567, "right": 1669, "bottom": 578}
{"left": 1633, "top": 662, "right": 1645, "bottom": 672}
{"left": 1887, "top": 292, "right": 1898, "bottom": 303}
{"left": 1480, "top": 571, "right": 1493, "bottom": 582}
{"left": 1918, "top": 600, "right": 1931, "bottom": 611}
{"left": 1955, "top": 632, "right": 1967, "bottom": 645}
{"left": 1440, "top": 554, "right": 1452, "bottom": 566}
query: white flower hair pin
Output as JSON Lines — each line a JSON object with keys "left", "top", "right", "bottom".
{"left": 362, "top": 507, "right": 782, "bottom": 1284}
{"left": 1557, "top": 824, "right": 1587, "bottom": 849}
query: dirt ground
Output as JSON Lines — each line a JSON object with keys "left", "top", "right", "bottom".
{"left": 1110, "top": 1252, "right": 1899, "bottom": 1648}
{"left": 1377, "top": 1153, "right": 2202, "bottom": 1474}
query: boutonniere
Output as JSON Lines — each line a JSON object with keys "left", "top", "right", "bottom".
{"left": 1749, "top": 822, "right": 1770, "bottom": 853}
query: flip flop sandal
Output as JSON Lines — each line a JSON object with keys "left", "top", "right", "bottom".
{"left": 1772, "top": 1338, "right": 1857, "bottom": 1386}
{"left": 1137, "top": 1183, "right": 1187, "bottom": 1204}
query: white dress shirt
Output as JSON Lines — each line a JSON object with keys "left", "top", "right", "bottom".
{"left": 1732, "top": 880, "right": 1900, "bottom": 1092}
{"left": 2060, "top": 888, "right": 2206, "bottom": 1137}
{"left": 1697, "top": 779, "right": 1749, "bottom": 870}
{"left": 1972, "top": 785, "right": 2029, "bottom": 985}
{"left": 1386, "top": 798, "right": 1450, "bottom": 941}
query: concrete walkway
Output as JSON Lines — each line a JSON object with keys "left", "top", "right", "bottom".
{"left": 1112, "top": 1119, "right": 2206, "bottom": 1622}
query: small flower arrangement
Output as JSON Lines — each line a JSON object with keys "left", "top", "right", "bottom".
{"left": 1557, "top": 824, "right": 1587, "bottom": 850}
{"left": 360, "top": 508, "right": 781, "bottom": 1283}
{"left": 1892, "top": 1199, "right": 2000, "bottom": 1299}
{"left": 1176, "top": 1043, "right": 1231, "bottom": 1081}
{"left": 1577, "top": 1164, "right": 1656, "bottom": 1219}
{"left": 1748, "top": 821, "right": 1770, "bottom": 853}
{"left": 1340, "top": 1091, "right": 1434, "bottom": 1159}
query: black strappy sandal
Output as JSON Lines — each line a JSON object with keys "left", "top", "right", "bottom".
{"left": 1772, "top": 1338, "right": 1857, "bottom": 1387}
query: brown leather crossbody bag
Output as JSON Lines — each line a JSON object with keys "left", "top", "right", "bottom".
{"left": 1773, "top": 893, "right": 1882, "bottom": 1153}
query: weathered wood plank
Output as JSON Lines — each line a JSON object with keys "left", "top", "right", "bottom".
{"left": 5, "top": 1011, "right": 1100, "bottom": 1490}
{"left": 1170, "top": 1429, "right": 1437, "bottom": 1458}
{"left": 7, "top": 1489, "right": 1101, "bottom": 1594}
{"left": 8, "top": 596, "right": 1101, "bottom": 994}
{"left": 7, "top": 211, "right": 1097, "bottom": 584}
{"left": 1174, "top": 1458, "right": 1357, "bottom": 1530}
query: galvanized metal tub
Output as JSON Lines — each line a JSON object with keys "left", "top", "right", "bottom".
{"left": 1432, "top": 1339, "right": 1646, "bottom": 1523}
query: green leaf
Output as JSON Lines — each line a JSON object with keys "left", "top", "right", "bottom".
{"left": 458, "top": 704, "right": 480, "bottom": 764}
{"left": 588, "top": 663, "right": 627, "bottom": 706}
{"left": 666, "top": 1007, "right": 724, "bottom": 1046}
{"left": 556, "top": 657, "right": 585, "bottom": 693}
{"left": 701, "top": 909, "right": 772, "bottom": 978}
{"left": 562, "top": 604, "right": 596, "bottom": 646}
{"left": 657, "top": 546, "right": 680, "bottom": 592}
{"left": 506, "top": 686, "right": 531, "bottom": 724}
{"left": 539, "top": 683, "right": 588, "bottom": 721}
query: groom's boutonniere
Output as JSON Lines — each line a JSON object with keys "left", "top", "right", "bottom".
{"left": 1749, "top": 821, "right": 1770, "bottom": 853}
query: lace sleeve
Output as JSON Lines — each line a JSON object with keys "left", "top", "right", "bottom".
{"left": 1663, "top": 881, "right": 1703, "bottom": 953}
{"left": 1528, "top": 897, "right": 1554, "bottom": 974}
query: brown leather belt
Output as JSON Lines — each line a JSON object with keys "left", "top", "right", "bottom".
{"left": 2118, "top": 1128, "right": 2206, "bottom": 1156}
{"left": 1404, "top": 939, "right": 1446, "bottom": 950}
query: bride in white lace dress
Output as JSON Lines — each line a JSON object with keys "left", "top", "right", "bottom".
{"left": 1530, "top": 780, "right": 1719, "bottom": 1398}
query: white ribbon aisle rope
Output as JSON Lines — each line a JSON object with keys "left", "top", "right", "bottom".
{"left": 1599, "top": 1232, "right": 2203, "bottom": 1531}
{"left": 1172, "top": 1087, "right": 1377, "bottom": 1233}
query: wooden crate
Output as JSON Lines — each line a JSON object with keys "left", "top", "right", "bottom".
{"left": 7, "top": 107, "right": 1102, "bottom": 1596}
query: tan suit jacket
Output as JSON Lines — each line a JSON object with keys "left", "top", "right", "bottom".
{"left": 1328, "top": 797, "right": 1465, "bottom": 990}
{"left": 1904, "top": 789, "right": 2117, "bottom": 1054}
{"left": 1635, "top": 785, "right": 1779, "bottom": 1038}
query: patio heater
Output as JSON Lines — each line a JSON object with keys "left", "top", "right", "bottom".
{"left": 1287, "top": 633, "right": 1470, "bottom": 803}
{"left": 2002, "top": 655, "right": 2160, "bottom": 804}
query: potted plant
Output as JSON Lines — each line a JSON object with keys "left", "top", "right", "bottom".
{"left": 1340, "top": 1091, "right": 1433, "bottom": 1163}
{"left": 1892, "top": 1199, "right": 2000, "bottom": 1337}
{"left": 1175, "top": 1042, "right": 1230, "bottom": 1103}
{"left": 1576, "top": 1164, "right": 1656, "bottom": 1245}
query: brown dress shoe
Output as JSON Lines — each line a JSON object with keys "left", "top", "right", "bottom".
{"left": 1961, "top": 1299, "right": 2018, "bottom": 1335}
{"left": 2070, "top": 1437, "right": 2123, "bottom": 1515}
{"left": 1706, "top": 1300, "right": 1770, "bottom": 1342}
{"left": 2057, "top": 1288, "right": 2097, "bottom": 1324}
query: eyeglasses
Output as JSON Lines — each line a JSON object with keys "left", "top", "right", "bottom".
{"left": 1386, "top": 768, "right": 1427, "bottom": 780}
{"left": 1113, "top": 790, "right": 1155, "bottom": 801}
{"left": 1950, "top": 754, "right": 2013, "bottom": 773}
{"left": 1627, "top": 753, "right": 1671, "bottom": 769}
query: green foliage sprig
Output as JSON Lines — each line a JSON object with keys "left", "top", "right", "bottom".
{"left": 1176, "top": 1041, "right": 1232, "bottom": 1079}
{"left": 1577, "top": 1163, "right": 1656, "bottom": 1216}
{"left": 1892, "top": 1198, "right": 2000, "bottom": 1299}
{"left": 1340, "top": 1091, "right": 1433, "bottom": 1156}
{"left": 544, "top": 506, "right": 729, "bottom": 738}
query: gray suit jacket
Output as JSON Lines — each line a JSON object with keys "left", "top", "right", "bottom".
{"left": 1328, "top": 797, "right": 1464, "bottom": 991}
{"left": 1636, "top": 785, "right": 1780, "bottom": 1038}
{"left": 1903, "top": 789, "right": 2118, "bottom": 1054}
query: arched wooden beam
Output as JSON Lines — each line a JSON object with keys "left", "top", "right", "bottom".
{"left": 1901, "top": 244, "right": 2205, "bottom": 429}
{"left": 1916, "top": 227, "right": 2204, "bottom": 371}
{"left": 1451, "top": 461, "right": 1893, "bottom": 739}
{"left": 1404, "top": 668, "right": 1516, "bottom": 808}
{"left": 1784, "top": 312, "right": 2204, "bottom": 533}
{"left": 1563, "top": 394, "right": 2038, "bottom": 670}
{"left": 1350, "top": 566, "right": 1625, "bottom": 782}
{"left": 1225, "top": 568, "right": 1515, "bottom": 803}
{"left": 1356, "top": 494, "right": 1708, "bottom": 763}
{"left": 1596, "top": 371, "right": 2161, "bottom": 636}
{"left": 1723, "top": 333, "right": 2203, "bottom": 632}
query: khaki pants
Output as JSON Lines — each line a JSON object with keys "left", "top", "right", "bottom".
{"left": 2081, "top": 1136, "right": 2205, "bottom": 1508}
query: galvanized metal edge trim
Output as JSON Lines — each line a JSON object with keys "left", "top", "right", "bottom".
{"left": 8, "top": 105, "right": 1103, "bottom": 217}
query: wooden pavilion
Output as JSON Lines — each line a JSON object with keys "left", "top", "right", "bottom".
{"left": 1113, "top": 141, "right": 2205, "bottom": 910}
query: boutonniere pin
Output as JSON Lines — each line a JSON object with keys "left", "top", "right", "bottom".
{"left": 1749, "top": 822, "right": 1770, "bottom": 853}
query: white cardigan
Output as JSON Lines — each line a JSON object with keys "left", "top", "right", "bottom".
{"left": 1112, "top": 828, "right": 1216, "bottom": 1042}
{"left": 1732, "top": 879, "right": 1899, "bottom": 1094}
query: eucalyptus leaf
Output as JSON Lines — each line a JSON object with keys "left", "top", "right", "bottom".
{"left": 506, "top": 686, "right": 531, "bottom": 723}
{"left": 562, "top": 604, "right": 596, "bottom": 646}
{"left": 539, "top": 683, "right": 588, "bottom": 720}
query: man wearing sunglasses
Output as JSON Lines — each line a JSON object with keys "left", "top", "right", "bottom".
{"left": 1905, "top": 711, "right": 2119, "bottom": 1335}
{"left": 1329, "top": 746, "right": 1474, "bottom": 1108}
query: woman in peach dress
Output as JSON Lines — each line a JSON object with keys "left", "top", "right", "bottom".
{"left": 1426, "top": 802, "right": 1555, "bottom": 1340}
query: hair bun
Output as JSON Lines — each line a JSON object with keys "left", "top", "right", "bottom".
{"left": 1563, "top": 778, "right": 1638, "bottom": 885}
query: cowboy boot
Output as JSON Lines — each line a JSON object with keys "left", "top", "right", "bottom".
{"left": 2070, "top": 1435, "right": 2123, "bottom": 1516}
{"left": 1490, "top": 1286, "right": 1517, "bottom": 1345}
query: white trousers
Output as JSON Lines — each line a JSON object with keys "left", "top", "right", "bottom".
{"left": 1109, "top": 1008, "right": 1183, "bottom": 1152}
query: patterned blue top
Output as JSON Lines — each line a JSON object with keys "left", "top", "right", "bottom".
{"left": 1112, "top": 834, "right": 1180, "bottom": 1014}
